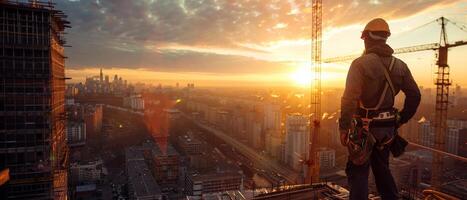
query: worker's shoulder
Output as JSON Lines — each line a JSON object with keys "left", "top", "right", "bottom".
{"left": 351, "top": 53, "right": 379, "bottom": 67}
{"left": 353, "top": 54, "right": 408, "bottom": 68}
{"left": 351, "top": 54, "right": 410, "bottom": 75}
{"left": 392, "top": 56, "right": 410, "bottom": 74}
{"left": 390, "top": 56, "right": 407, "bottom": 65}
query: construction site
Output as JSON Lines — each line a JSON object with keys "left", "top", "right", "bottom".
{"left": 0, "top": 1, "right": 70, "bottom": 199}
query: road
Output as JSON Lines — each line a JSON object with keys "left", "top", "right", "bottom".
{"left": 102, "top": 106, "right": 299, "bottom": 183}
{"left": 182, "top": 113, "right": 300, "bottom": 183}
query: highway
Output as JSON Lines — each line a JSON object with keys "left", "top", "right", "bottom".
{"left": 182, "top": 113, "right": 300, "bottom": 184}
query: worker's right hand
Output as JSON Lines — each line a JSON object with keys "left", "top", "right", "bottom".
{"left": 339, "top": 129, "right": 349, "bottom": 146}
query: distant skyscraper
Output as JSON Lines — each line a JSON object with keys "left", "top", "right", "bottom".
{"left": 99, "top": 68, "right": 103, "bottom": 83}
{"left": 419, "top": 119, "right": 466, "bottom": 155}
{"left": 0, "top": 2, "right": 69, "bottom": 199}
{"left": 245, "top": 110, "right": 263, "bottom": 149}
{"left": 285, "top": 114, "right": 309, "bottom": 171}
{"left": 419, "top": 121, "right": 434, "bottom": 148}
{"left": 263, "top": 104, "right": 281, "bottom": 130}
{"left": 264, "top": 103, "right": 282, "bottom": 157}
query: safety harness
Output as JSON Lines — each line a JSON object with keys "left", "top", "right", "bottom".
{"left": 347, "top": 55, "right": 397, "bottom": 165}
{"left": 359, "top": 55, "right": 397, "bottom": 149}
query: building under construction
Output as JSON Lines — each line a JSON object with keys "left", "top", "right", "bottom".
{"left": 0, "top": 1, "right": 70, "bottom": 199}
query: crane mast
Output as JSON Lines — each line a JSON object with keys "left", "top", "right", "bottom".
{"left": 432, "top": 16, "right": 450, "bottom": 189}
{"left": 307, "top": 0, "right": 322, "bottom": 184}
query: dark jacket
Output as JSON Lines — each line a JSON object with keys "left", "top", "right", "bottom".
{"left": 339, "top": 43, "right": 421, "bottom": 131}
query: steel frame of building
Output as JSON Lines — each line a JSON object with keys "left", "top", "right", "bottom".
{"left": 0, "top": 1, "right": 70, "bottom": 199}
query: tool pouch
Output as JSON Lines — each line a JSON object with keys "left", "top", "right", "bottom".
{"left": 347, "top": 118, "right": 376, "bottom": 165}
{"left": 390, "top": 132, "right": 408, "bottom": 157}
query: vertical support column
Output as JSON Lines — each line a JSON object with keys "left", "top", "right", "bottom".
{"left": 308, "top": 0, "right": 322, "bottom": 184}
{"left": 432, "top": 46, "right": 449, "bottom": 188}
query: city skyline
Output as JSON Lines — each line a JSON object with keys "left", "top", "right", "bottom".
{"left": 58, "top": 0, "right": 467, "bottom": 87}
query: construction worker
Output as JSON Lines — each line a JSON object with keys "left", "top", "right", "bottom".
{"left": 339, "top": 18, "right": 421, "bottom": 200}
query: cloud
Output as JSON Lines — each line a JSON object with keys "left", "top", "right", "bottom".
{"left": 323, "top": 0, "right": 459, "bottom": 28}
{"left": 65, "top": 42, "right": 293, "bottom": 74}
{"left": 56, "top": 0, "right": 460, "bottom": 73}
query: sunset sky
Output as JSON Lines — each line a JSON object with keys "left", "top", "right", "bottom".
{"left": 58, "top": 0, "right": 467, "bottom": 88}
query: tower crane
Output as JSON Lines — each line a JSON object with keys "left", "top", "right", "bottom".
{"left": 323, "top": 17, "right": 467, "bottom": 189}
{"left": 307, "top": 0, "right": 322, "bottom": 184}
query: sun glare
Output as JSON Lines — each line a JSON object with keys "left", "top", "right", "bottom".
{"left": 290, "top": 64, "right": 311, "bottom": 87}
{"left": 289, "top": 62, "right": 348, "bottom": 88}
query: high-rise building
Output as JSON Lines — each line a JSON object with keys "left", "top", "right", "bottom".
{"left": 66, "top": 121, "right": 86, "bottom": 147}
{"left": 284, "top": 114, "right": 309, "bottom": 171}
{"left": 419, "top": 119, "right": 466, "bottom": 155}
{"left": 99, "top": 68, "right": 103, "bottom": 83}
{"left": 84, "top": 104, "right": 103, "bottom": 139}
{"left": 123, "top": 94, "right": 145, "bottom": 111}
{"left": 446, "top": 128, "right": 460, "bottom": 155}
{"left": 458, "top": 129, "right": 467, "bottom": 158}
{"left": 419, "top": 121, "right": 434, "bottom": 148}
{"left": 0, "top": 2, "right": 69, "bottom": 199}
{"left": 317, "top": 148, "right": 336, "bottom": 170}
{"left": 263, "top": 103, "right": 282, "bottom": 157}
{"left": 263, "top": 103, "right": 281, "bottom": 130}
{"left": 251, "top": 121, "right": 262, "bottom": 149}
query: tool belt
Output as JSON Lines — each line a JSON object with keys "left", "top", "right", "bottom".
{"left": 357, "top": 107, "right": 396, "bottom": 120}
{"left": 353, "top": 112, "right": 396, "bottom": 142}
{"left": 357, "top": 108, "right": 398, "bottom": 128}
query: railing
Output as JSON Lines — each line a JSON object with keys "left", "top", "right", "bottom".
{"left": 422, "top": 189, "right": 460, "bottom": 200}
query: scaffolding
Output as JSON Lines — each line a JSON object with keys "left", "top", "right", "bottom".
{"left": 0, "top": 1, "right": 70, "bottom": 199}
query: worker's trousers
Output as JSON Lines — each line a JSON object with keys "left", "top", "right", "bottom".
{"left": 346, "top": 126, "right": 399, "bottom": 200}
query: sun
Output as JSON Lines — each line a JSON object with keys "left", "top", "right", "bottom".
{"left": 290, "top": 64, "right": 311, "bottom": 87}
